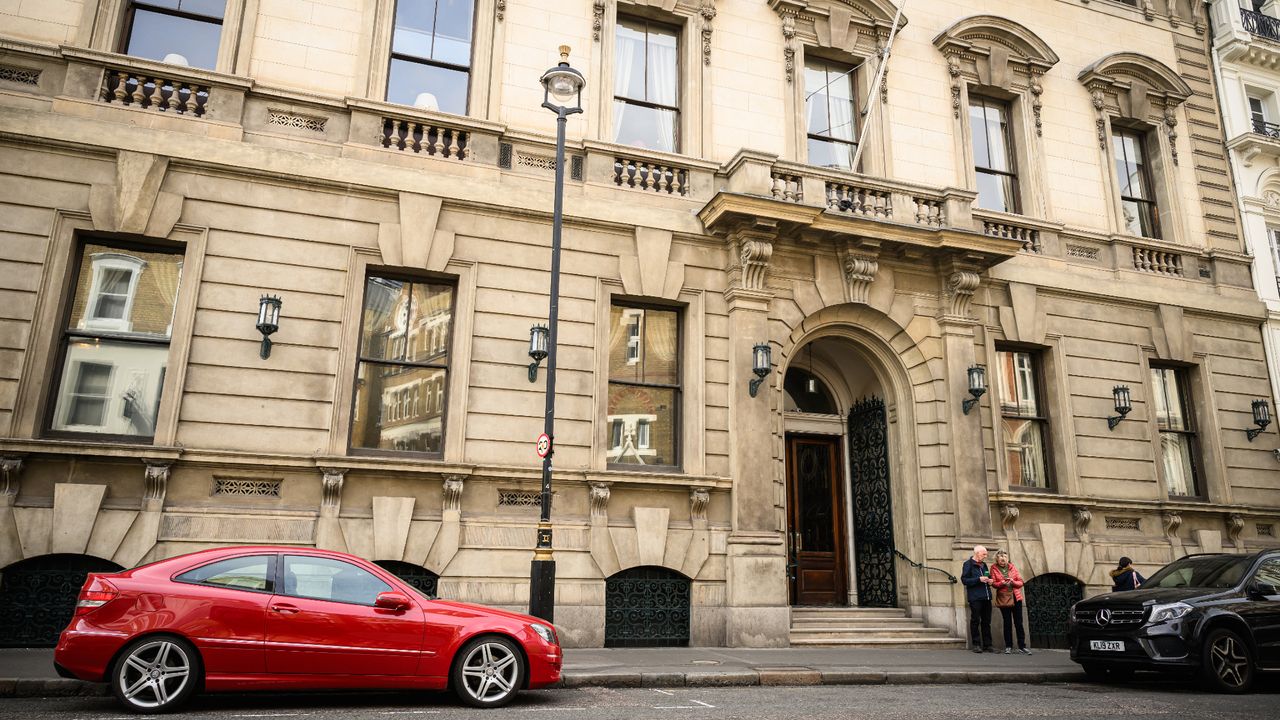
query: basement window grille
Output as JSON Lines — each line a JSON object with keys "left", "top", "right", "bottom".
{"left": 1105, "top": 516, "right": 1140, "bottom": 531}
{"left": 213, "top": 477, "right": 282, "bottom": 498}
{"left": 1259, "top": 523, "right": 1275, "bottom": 537}
{"left": 498, "top": 490, "right": 542, "bottom": 508}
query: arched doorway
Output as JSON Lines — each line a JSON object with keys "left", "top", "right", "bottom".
{"left": 0, "top": 554, "right": 124, "bottom": 647}
{"left": 1025, "top": 573, "right": 1083, "bottom": 649}
{"left": 374, "top": 560, "right": 439, "bottom": 598}
{"left": 604, "top": 566, "right": 690, "bottom": 647}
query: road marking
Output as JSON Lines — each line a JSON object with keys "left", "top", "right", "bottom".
{"left": 692, "top": 700, "right": 716, "bottom": 708}
{"left": 379, "top": 712, "right": 441, "bottom": 715}
{"left": 231, "top": 714, "right": 312, "bottom": 718}
{"left": 652, "top": 706, "right": 696, "bottom": 710}
{"left": 652, "top": 689, "right": 676, "bottom": 696}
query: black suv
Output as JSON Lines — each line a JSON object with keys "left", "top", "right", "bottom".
{"left": 1068, "top": 550, "right": 1280, "bottom": 692}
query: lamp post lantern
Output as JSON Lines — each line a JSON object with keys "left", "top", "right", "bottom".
{"left": 529, "top": 46, "right": 585, "bottom": 624}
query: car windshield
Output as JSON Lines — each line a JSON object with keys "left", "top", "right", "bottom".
{"left": 1144, "top": 556, "right": 1252, "bottom": 589}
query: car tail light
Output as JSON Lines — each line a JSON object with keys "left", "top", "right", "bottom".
{"left": 74, "top": 577, "right": 118, "bottom": 616}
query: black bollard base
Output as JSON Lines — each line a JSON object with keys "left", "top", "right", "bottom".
{"left": 529, "top": 558, "right": 556, "bottom": 623}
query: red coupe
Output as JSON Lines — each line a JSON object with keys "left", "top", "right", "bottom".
{"left": 54, "top": 546, "right": 562, "bottom": 713}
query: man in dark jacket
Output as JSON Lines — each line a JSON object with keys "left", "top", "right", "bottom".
{"left": 961, "top": 545, "right": 994, "bottom": 653}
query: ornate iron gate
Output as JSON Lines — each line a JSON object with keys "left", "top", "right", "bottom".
{"left": 1025, "top": 573, "right": 1083, "bottom": 649}
{"left": 374, "top": 560, "right": 439, "bottom": 598}
{"left": 848, "top": 397, "right": 897, "bottom": 608}
{"left": 604, "top": 566, "right": 690, "bottom": 647}
{"left": 0, "top": 554, "right": 123, "bottom": 647}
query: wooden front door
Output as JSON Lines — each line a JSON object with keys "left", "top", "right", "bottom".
{"left": 786, "top": 434, "right": 848, "bottom": 606}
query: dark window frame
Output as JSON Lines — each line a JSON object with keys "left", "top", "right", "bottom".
{"left": 607, "top": 299, "right": 683, "bottom": 472}
{"left": 386, "top": 0, "right": 477, "bottom": 113}
{"left": 173, "top": 554, "right": 278, "bottom": 595}
{"left": 994, "top": 345, "right": 1054, "bottom": 492}
{"left": 348, "top": 271, "right": 458, "bottom": 459}
{"left": 120, "top": 1, "right": 225, "bottom": 61}
{"left": 803, "top": 55, "right": 859, "bottom": 169}
{"left": 43, "top": 236, "right": 185, "bottom": 445}
{"left": 1112, "top": 126, "right": 1161, "bottom": 239}
{"left": 614, "top": 14, "right": 683, "bottom": 152}
{"left": 969, "top": 94, "right": 1021, "bottom": 214}
{"left": 1149, "top": 363, "right": 1203, "bottom": 498}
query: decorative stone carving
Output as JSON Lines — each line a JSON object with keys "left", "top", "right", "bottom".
{"left": 442, "top": 474, "right": 465, "bottom": 513}
{"left": 496, "top": 0, "right": 506, "bottom": 21}
{"left": 1029, "top": 72, "right": 1044, "bottom": 136}
{"left": 700, "top": 0, "right": 716, "bottom": 66}
{"left": 947, "top": 55, "right": 962, "bottom": 119}
{"left": 319, "top": 467, "right": 346, "bottom": 510}
{"left": 1000, "top": 502, "right": 1019, "bottom": 533}
{"left": 1072, "top": 506, "right": 1093, "bottom": 537}
{"left": 1162, "top": 511, "right": 1182, "bottom": 541}
{"left": 1226, "top": 513, "right": 1245, "bottom": 546}
{"left": 739, "top": 238, "right": 774, "bottom": 291}
{"left": 589, "top": 482, "right": 611, "bottom": 520}
{"left": 768, "top": 0, "right": 899, "bottom": 85}
{"left": 781, "top": 13, "right": 797, "bottom": 83}
{"left": 690, "top": 487, "right": 710, "bottom": 522}
{"left": 142, "top": 461, "right": 172, "bottom": 503}
{"left": 1164, "top": 107, "right": 1179, "bottom": 166}
{"left": 1264, "top": 190, "right": 1280, "bottom": 209}
{"left": 593, "top": 0, "right": 606, "bottom": 41}
{"left": 0, "top": 456, "right": 24, "bottom": 498}
{"left": 1141, "top": 0, "right": 1155, "bottom": 22}
{"left": 933, "top": 16, "right": 1059, "bottom": 126}
{"left": 1078, "top": 53, "right": 1191, "bottom": 159}
{"left": 945, "top": 270, "right": 980, "bottom": 318}
{"left": 840, "top": 243, "right": 878, "bottom": 304}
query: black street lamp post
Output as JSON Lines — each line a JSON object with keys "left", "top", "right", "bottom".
{"left": 529, "top": 46, "right": 585, "bottom": 623}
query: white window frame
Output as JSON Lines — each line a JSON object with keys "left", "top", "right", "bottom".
{"left": 63, "top": 360, "right": 115, "bottom": 429}
{"left": 82, "top": 253, "right": 147, "bottom": 333}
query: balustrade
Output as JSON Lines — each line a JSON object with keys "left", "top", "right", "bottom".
{"left": 983, "top": 219, "right": 1041, "bottom": 253}
{"left": 614, "top": 157, "right": 689, "bottom": 196}
{"left": 1132, "top": 247, "right": 1183, "bottom": 276}
{"left": 826, "top": 181, "right": 892, "bottom": 218}
{"left": 100, "top": 69, "right": 208, "bottom": 117}
{"left": 770, "top": 172, "right": 803, "bottom": 202}
{"left": 381, "top": 118, "right": 469, "bottom": 159}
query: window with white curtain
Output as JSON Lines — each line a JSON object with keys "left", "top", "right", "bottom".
{"left": 970, "top": 95, "right": 1020, "bottom": 214}
{"left": 122, "top": 0, "right": 224, "bottom": 70}
{"left": 1268, "top": 228, "right": 1280, "bottom": 295}
{"left": 995, "top": 349, "right": 1051, "bottom": 489}
{"left": 804, "top": 57, "right": 857, "bottom": 169}
{"left": 386, "top": 0, "right": 475, "bottom": 115}
{"left": 1151, "top": 366, "right": 1201, "bottom": 497}
{"left": 614, "top": 17, "right": 680, "bottom": 153}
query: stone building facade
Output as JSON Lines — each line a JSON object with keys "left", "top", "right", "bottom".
{"left": 0, "top": 0, "right": 1277, "bottom": 649}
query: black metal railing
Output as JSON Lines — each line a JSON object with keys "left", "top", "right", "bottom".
{"left": 1243, "top": 8, "right": 1280, "bottom": 43}
{"left": 1253, "top": 117, "right": 1280, "bottom": 139}
{"left": 892, "top": 549, "right": 958, "bottom": 584}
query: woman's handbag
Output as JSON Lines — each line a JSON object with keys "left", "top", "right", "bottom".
{"left": 994, "top": 583, "right": 1015, "bottom": 608}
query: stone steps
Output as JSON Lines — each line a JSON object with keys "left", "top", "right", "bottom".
{"left": 789, "top": 606, "right": 966, "bottom": 648}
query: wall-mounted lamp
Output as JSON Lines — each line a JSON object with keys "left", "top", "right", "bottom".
{"left": 1247, "top": 399, "right": 1271, "bottom": 441}
{"left": 749, "top": 343, "right": 772, "bottom": 398}
{"left": 256, "top": 294, "right": 282, "bottom": 360}
{"left": 527, "top": 324, "right": 549, "bottom": 382}
{"left": 1107, "top": 385, "right": 1132, "bottom": 430}
{"left": 962, "top": 364, "right": 986, "bottom": 415}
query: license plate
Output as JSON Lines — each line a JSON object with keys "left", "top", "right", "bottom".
{"left": 1090, "top": 640, "right": 1124, "bottom": 651}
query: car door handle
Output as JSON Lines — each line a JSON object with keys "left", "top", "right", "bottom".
{"left": 270, "top": 603, "right": 300, "bottom": 614}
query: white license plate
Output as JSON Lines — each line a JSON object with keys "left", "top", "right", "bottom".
{"left": 1089, "top": 640, "right": 1124, "bottom": 652}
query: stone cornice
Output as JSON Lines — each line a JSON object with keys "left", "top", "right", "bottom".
{"left": 989, "top": 490, "right": 1278, "bottom": 519}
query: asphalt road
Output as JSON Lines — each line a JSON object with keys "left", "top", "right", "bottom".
{"left": 0, "top": 679, "right": 1275, "bottom": 720}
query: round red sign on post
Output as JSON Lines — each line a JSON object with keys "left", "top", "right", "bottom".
{"left": 536, "top": 433, "right": 552, "bottom": 458}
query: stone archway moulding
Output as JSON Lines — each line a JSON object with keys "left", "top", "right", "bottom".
{"left": 932, "top": 15, "right": 1059, "bottom": 133}
{"left": 1078, "top": 52, "right": 1192, "bottom": 159}
{"left": 768, "top": 0, "right": 905, "bottom": 86}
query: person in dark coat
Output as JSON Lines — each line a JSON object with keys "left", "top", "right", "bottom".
{"left": 961, "top": 545, "right": 994, "bottom": 653}
{"left": 1111, "top": 557, "right": 1145, "bottom": 592}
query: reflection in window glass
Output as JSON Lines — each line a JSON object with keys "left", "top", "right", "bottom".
{"left": 1113, "top": 129, "right": 1159, "bottom": 238}
{"left": 124, "top": 2, "right": 224, "bottom": 70}
{"left": 387, "top": 0, "right": 475, "bottom": 114}
{"left": 283, "top": 556, "right": 391, "bottom": 606}
{"left": 969, "top": 97, "right": 1018, "bottom": 213}
{"left": 352, "top": 277, "right": 453, "bottom": 454}
{"left": 805, "top": 58, "right": 857, "bottom": 170}
{"left": 995, "top": 350, "right": 1049, "bottom": 489}
{"left": 178, "top": 555, "right": 275, "bottom": 592}
{"left": 1151, "top": 366, "right": 1199, "bottom": 496}
{"left": 607, "top": 304, "right": 679, "bottom": 467}
{"left": 614, "top": 17, "right": 680, "bottom": 153}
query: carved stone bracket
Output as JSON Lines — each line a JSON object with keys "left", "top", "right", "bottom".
{"left": 442, "top": 474, "right": 465, "bottom": 513}
{"left": 945, "top": 270, "right": 980, "bottom": 318}
{"left": 1226, "top": 513, "right": 1245, "bottom": 547}
{"left": 589, "top": 481, "right": 611, "bottom": 520}
{"left": 142, "top": 461, "right": 172, "bottom": 504}
{"left": 1030, "top": 71, "right": 1044, "bottom": 136}
{"left": 496, "top": 0, "right": 506, "bottom": 21}
{"left": 781, "top": 13, "right": 797, "bottom": 83}
{"left": 1162, "top": 511, "right": 1182, "bottom": 542}
{"left": 1072, "top": 506, "right": 1093, "bottom": 537}
{"left": 947, "top": 54, "right": 962, "bottom": 118}
{"left": 1141, "top": 0, "right": 1155, "bottom": 22}
{"left": 840, "top": 241, "right": 879, "bottom": 304}
{"left": 741, "top": 239, "right": 774, "bottom": 291}
{"left": 1090, "top": 86, "right": 1107, "bottom": 150}
{"left": 690, "top": 487, "right": 710, "bottom": 522}
{"left": 700, "top": 0, "right": 716, "bottom": 65}
{"left": 593, "top": 0, "right": 606, "bottom": 41}
{"left": 319, "top": 467, "right": 346, "bottom": 511}
{"left": 1, "top": 456, "right": 25, "bottom": 499}
{"left": 1164, "top": 107, "right": 1179, "bottom": 166}
{"left": 1000, "top": 501, "right": 1019, "bottom": 533}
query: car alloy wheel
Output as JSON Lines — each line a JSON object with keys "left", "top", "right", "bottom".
{"left": 112, "top": 636, "right": 199, "bottom": 712}
{"left": 453, "top": 636, "right": 525, "bottom": 708}
{"left": 1204, "top": 628, "right": 1253, "bottom": 693}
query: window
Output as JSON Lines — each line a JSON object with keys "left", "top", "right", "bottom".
{"left": 1254, "top": 558, "right": 1280, "bottom": 592}
{"left": 122, "top": 0, "right": 224, "bottom": 70}
{"left": 970, "top": 96, "right": 1019, "bottom": 213}
{"left": 1269, "top": 228, "right": 1280, "bottom": 294}
{"left": 614, "top": 17, "right": 680, "bottom": 153}
{"left": 386, "top": 0, "right": 475, "bottom": 115}
{"left": 351, "top": 276, "right": 454, "bottom": 455}
{"left": 805, "top": 57, "right": 857, "bottom": 170}
{"left": 282, "top": 556, "right": 392, "bottom": 606}
{"left": 1150, "top": 365, "right": 1200, "bottom": 496}
{"left": 177, "top": 555, "right": 276, "bottom": 593}
{"left": 607, "top": 303, "right": 680, "bottom": 467}
{"left": 995, "top": 349, "right": 1050, "bottom": 489}
{"left": 49, "top": 242, "right": 183, "bottom": 440}
{"left": 1112, "top": 128, "right": 1160, "bottom": 238}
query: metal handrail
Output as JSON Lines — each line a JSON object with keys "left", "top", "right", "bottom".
{"left": 1253, "top": 118, "right": 1280, "bottom": 139}
{"left": 892, "top": 549, "right": 958, "bottom": 584}
{"left": 1242, "top": 8, "right": 1280, "bottom": 43}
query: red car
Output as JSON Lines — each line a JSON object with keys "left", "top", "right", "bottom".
{"left": 54, "top": 546, "right": 562, "bottom": 713}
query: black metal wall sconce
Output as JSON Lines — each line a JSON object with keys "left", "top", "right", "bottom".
{"left": 962, "top": 364, "right": 986, "bottom": 415}
{"left": 1247, "top": 399, "right": 1271, "bottom": 441}
{"left": 1107, "top": 385, "right": 1132, "bottom": 430}
{"left": 256, "top": 294, "right": 282, "bottom": 360}
{"left": 749, "top": 343, "right": 772, "bottom": 398}
{"left": 527, "top": 324, "right": 549, "bottom": 382}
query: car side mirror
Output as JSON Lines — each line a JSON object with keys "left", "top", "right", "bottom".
{"left": 374, "top": 591, "right": 411, "bottom": 611}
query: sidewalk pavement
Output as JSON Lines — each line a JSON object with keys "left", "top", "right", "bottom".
{"left": 0, "top": 646, "right": 1084, "bottom": 698}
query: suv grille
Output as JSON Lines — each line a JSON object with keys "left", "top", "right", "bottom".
{"left": 1074, "top": 607, "right": 1145, "bottom": 628}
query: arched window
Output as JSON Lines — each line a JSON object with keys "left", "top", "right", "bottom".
{"left": 605, "top": 566, "right": 690, "bottom": 647}
{"left": 374, "top": 560, "right": 440, "bottom": 599}
{"left": 1023, "top": 573, "right": 1083, "bottom": 649}
{"left": 0, "top": 554, "right": 124, "bottom": 647}
{"left": 783, "top": 367, "right": 837, "bottom": 414}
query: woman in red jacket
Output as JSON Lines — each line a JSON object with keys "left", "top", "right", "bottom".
{"left": 990, "top": 550, "right": 1030, "bottom": 655}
